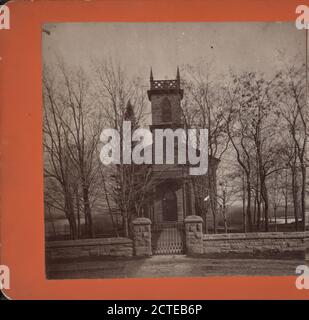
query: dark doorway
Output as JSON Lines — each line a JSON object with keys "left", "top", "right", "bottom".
{"left": 162, "top": 189, "right": 178, "bottom": 221}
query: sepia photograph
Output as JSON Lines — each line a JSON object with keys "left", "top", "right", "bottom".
{"left": 42, "top": 22, "right": 308, "bottom": 279}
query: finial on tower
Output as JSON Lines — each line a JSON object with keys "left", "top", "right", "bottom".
{"left": 150, "top": 67, "right": 154, "bottom": 81}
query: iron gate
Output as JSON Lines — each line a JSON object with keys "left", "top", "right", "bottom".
{"left": 152, "top": 222, "right": 185, "bottom": 255}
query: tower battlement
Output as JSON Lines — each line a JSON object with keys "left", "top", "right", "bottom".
{"left": 150, "top": 79, "right": 179, "bottom": 90}
{"left": 147, "top": 67, "right": 183, "bottom": 101}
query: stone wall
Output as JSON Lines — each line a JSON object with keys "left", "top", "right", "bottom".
{"left": 46, "top": 237, "right": 133, "bottom": 261}
{"left": 203, "top": 232, "right": 306, "bottom": 258}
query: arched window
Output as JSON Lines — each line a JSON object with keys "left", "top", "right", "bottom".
{"left": 161, "top": 98, "right": 172, "bottom": 122}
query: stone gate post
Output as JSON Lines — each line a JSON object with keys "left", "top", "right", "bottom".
{"left": 184, "top": 215, "right": 203, "bottom": 255}
{"left": 132, "top": 217, "right": 152, "bottom": 256}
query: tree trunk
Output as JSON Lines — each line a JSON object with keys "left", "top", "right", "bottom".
{"left": 82, "top": 185, "right": 93, "bottom": 238}
{"left": 300, "top": 164, "right": 306, "bottom": 231}
{"left": 102, "top": 173, "right": 119, "bottom": 237}
{"left": 64, "top": 184, "right": 77, "bottom": 240}
{"left": 76, "top": 191, "right": 81, "bottom": 238}
{"left": 291, "top": 167, "right": 299, "bottom": 231}
{"left": 274, "top": 203, "right": 278, "bottom": 232}
{"left": 284, "top": 169, "right": 288, "bottom": 225}
{"left": 203, "top": 198, "right": 209, "bottom": 234}
{"left": 260, "top": 180, "right": 269, "bottom": 232}
{"left": 253, "top": 195, "right": 257, "bottom": 226}
{"left": 284, "top": 193, "right": 288, "bottom": 225}
{"left": 208, "top": 168, "right": 217, "bottom": 234}
{"left": 222, "top": 190, "right": 228, "bottom": 233}
{"left": 123, "top": 215, "right": 129, "bottom": 238}
{"left": 242, "top": 173, "right": 247, "bottom": 233}
{"left": 246, "top": 178, "right": 253, "bottom": 232}
{"left": 256, "top": 187, "right": 261, "bottom": 231}
{"left": 47, "top": 205, "right": 57, "bottom": 238}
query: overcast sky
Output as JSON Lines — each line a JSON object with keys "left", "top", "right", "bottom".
{"left": 42, "top": 22, "right": 306, "bottom": 81}
{"left": 42, "top": 22, "right": 307, "bottom": 208}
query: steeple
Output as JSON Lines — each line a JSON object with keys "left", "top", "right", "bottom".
{"left": 124, "top": 100, "right": 135, "bottom": 124}
{"left": 150, "top": 67, "right": 154, "bottom": 82}
{"left": 176, "top": 66, "right": 180, "bottom": 84}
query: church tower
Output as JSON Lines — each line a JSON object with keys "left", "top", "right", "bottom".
{"left": 147, "top": 68, "right": 195, "bottom": 225}
{"left": 148, "top": 67, "right": 183, "bottom": 130}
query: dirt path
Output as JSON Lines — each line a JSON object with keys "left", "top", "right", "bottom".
{"left": 47, "top": 255, "right": 305, "bottom": 279}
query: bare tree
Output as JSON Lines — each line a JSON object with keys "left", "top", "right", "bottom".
{"left": 274, "top": 64, "right": 307, "bottom": 231}
{"left": 181, "top": 63, "right": 229, "bottom": 233}
{"left": 224, "top": 72, "right": 283, "bottom": 232}
{"left": 57, "top": 63, "right": 102, "bottom": 238}
{"left": 43, "top": 61, "right": 102, "bottom": 239}
{"left": 43, "top": 68, "right": 78, "bottom": 239}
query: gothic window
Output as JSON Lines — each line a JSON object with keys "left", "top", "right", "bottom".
{"left": 161, "top": 98, "right": 172, "bottom": 122}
